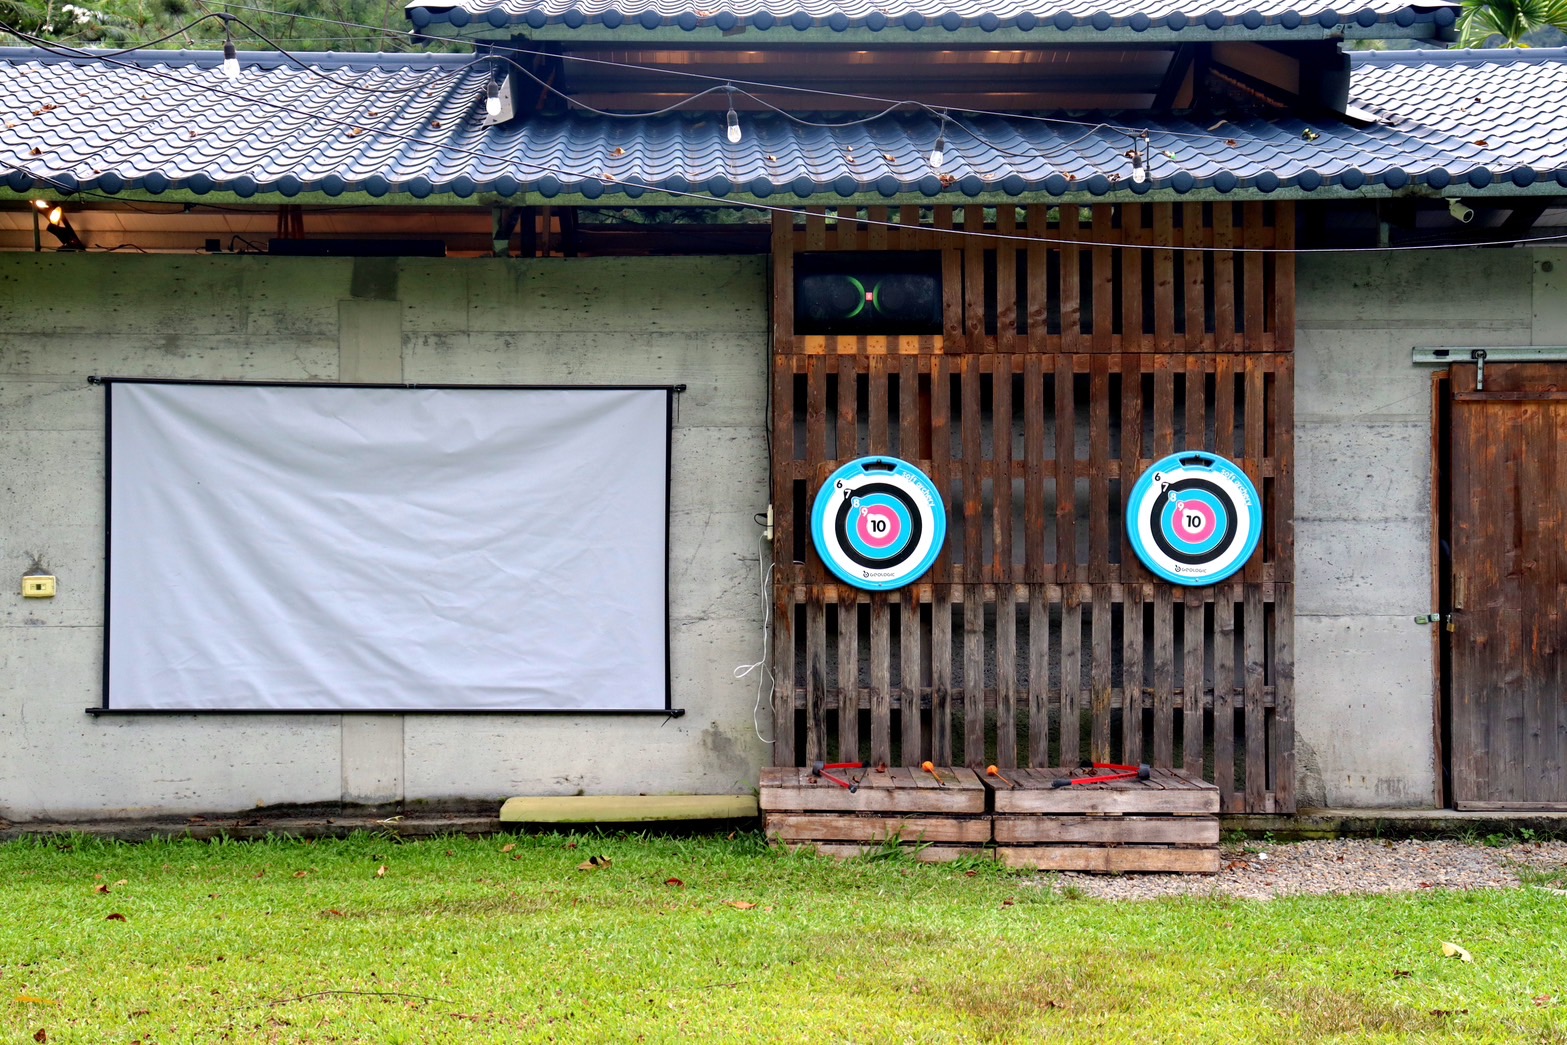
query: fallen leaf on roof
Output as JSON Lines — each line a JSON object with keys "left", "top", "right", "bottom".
{"left": 1473, "top": 139, "right": 1489, "bottom": 147}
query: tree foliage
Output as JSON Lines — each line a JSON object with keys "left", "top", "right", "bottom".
{"left": 1458, "top": 0, "right": 1567, "bottom": 45}
{"left": 4, "top": 0, "right": 458, "bottom": 52}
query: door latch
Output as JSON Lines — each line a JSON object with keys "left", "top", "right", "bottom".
{"left": 1414, "top": 613, "right": 1455, "bottom": 632}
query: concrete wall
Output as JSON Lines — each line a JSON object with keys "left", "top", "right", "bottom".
{"left": 1293, "top": 246, "right": 1567, "bottom": 808}
{"left": 0, "top": 254, "right": 770, "bottom": 820}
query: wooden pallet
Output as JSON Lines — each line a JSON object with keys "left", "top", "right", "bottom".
{"left": 761, "top": 766, "right": 987, "bottom": 861}
{"left": 987, "top": 767, "right": 1220, "bottom": 874}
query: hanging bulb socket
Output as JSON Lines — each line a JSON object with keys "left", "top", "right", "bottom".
{"left": 220, "top": 15, "right": 240, "bottom": 81}
{"left": 929, "top": 132, "right": 945, "bottom": 172}
{"left": 726, "top": 108, "right": 742, "bottom": 144}
{"left": 485, "top": 78, "right": 503, "bottom": 118}
{"left": 1130, "top": 149, "right": 1147, "bottom": 185}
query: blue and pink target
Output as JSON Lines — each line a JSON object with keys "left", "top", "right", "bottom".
{"left": 1127, "top": 452, "right": 1261, "bottom": 586}
{"left": 810, "top": 456, "right": 946, "bottom": 591}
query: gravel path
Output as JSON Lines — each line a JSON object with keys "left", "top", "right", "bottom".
{"left": 1035, "top": 839, "right": 1567, "bottom": 901}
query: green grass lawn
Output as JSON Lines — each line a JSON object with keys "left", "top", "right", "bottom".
{"left": 1, "top": 831, "right": 1564, "bottom": 1043}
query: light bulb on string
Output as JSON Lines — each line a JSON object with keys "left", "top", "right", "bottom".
{"left": 220, "top": 15, "right": 240, "bottom": 82}
{"left": 485, "top": 78, "right": 503, "bottom": 118}
{"left": 724, "top": 87, "right": 742, "bottom": 144}
{"left": 1126, "top": 132, "right": 1149, "bottom": 185}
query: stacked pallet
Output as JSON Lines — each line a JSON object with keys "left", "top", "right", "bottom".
{"left": 760, "top": 765, "right": 988, "bottom": 862}
{"left": 987, "top": 767, "right": 1221, "bottom": 873}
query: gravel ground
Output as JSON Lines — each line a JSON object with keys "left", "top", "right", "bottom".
{"left": 1035, "top": 839, "right": 1567, "bottom": 900}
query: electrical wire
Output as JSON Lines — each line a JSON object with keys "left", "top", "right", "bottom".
{"left": 2, "top": 39, "right": 1563, "bottom": 256}
{"left": 1, "top": 17, "right": 480, "bottom": 94}
{"left": 112, "top": 0, "right": 1342, "bottom": 149}
{"left": 733, "top": 531, "right": 777, "bottom": 745}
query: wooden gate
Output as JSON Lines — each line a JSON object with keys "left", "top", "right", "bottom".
{"left": 770, "top": 203, "right": 1296, "bottom": 814}
{"left": 1449, "top": 362, "right": 1567, "bottom": 810}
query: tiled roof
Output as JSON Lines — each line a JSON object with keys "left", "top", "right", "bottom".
{"left": 405, "top": 0, "right": 1457, "bottom": 37}
{"left": 1, "top": 46, "right": 1564, "bottom": 204}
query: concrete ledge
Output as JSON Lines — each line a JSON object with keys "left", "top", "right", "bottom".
{"left": 1226, "top": 808, "right": 1567, "bottom": 841}
{"left": 499, "top": 795, "right": 760, "bottom": 823}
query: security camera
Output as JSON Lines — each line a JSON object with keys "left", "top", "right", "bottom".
{"left": 1448, "top": 199, "right": 1475, "bottom": 223}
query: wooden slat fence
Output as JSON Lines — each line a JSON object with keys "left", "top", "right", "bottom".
{"left": 770, "top": 202, "right": 1295, "bottom": 814}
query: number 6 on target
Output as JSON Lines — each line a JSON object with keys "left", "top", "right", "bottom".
{"left": 1127, "top": 451, "right": 1262, "bottom": 586}
{"left": 810, "top": 456, "right": 947, "bottom": 592}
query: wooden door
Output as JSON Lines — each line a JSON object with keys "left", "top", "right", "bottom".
{"left": 1449, "top": 362, "right": 1567, "bottom": 809}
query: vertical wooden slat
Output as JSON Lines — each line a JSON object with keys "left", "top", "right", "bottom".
{"left": 769, "top": 211, "right": 796, "bottom": 761}
{"left": 1091, "top": 204, "right": 1114, "bottom": 355}
{"left": 899, "top": 356, "right": 923, "bottom": 762}
{"left": 997, "top": 207, "right": 1018, "bottom": 353}
{"left": 1244, "top": 585, "right": 1267, "bottom": 809}
{"left": 1060, "top": 207, "right": 1082, "bottom": 352}
{"left": 961, "top": 356, "right": 986, "bottom": 764}
{"left": 929, "top": 356, "right": 954, "bottom": 765}
{"left": 1122, "top": 584, "right": 1145, "bottom": 764}
{"left": 1182, "top": 203, "right": 1206, "bottom": 350}
{"left": 1274, "top": 202, "right": 1297, "bottom": 352}
{"left": 1088, "top": 355, "right": 1111, "bottom": 580}
{"left": 1243, "top": 358, "right": 1266, "bottom": 583}
{"left": 1152, "top": 585, "right": 1175, "bottom": 768}
{"left": 1090, "top": 586, "right": 1112, "bottom": 763}
{"left": 1274, "top": 582, "right": 1296, "bottom": 813}
{"left": 1213, "top": 202, "right": 1236, "bottom": 352}
{"left": 1121, "top": 355, "right": 1145, "bottom": 581}
{"left": 1029, "top": 587, "right": 1050, "bottom": 767}
{"left": 1027, "top": 220, "right": 1050, "bottom": 351}
{"left": 1153, "top": 205, "right": 1176, "bottom": 348}
{"left": 1055, "top": 355, "right": 1077, "bottom": 580}
{"left": 964, "top": 208, "right": 986, "bottom": 344}
{"left": 1060, "top": 586, "right": 1083, "bottom": 766}
{"left": 838, "top": 598, "right": 859, "bottom": 762}
{"left": 1213, "top": 587, "right": 1237, "bottom": 812}
{"left": 1121, "top": 205, "right": 1147, "bottom": 352}
{"left": 1242, "top": 202, "right": 1266, "bottom": 344}
{"left": 1183, "top": 589, "right": 1205, "bottom": 777}
{"left": 870, "top": 593, "right": 892, "bottom": 768}
{"left": 995, "top": 356, "right": 1017, "bottom": 768}
{"left": 835, "top": 356, "right": 860, "bottom": 760}
{"left": 803, "top": 354, "right": 829, "bottom": 763}
{"left": 806, "top": 596, "right": 827, "bottom": 764}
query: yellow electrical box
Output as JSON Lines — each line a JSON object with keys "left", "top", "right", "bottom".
{"left": 22, "top": 575, "right": 56, "bottom": 598}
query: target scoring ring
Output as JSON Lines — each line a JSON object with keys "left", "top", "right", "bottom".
{"left": 1128, "top": 452, "right": 1261, "bottom": 586}
{"left": 811, "top": 457, "right": 946, "bottom": 591}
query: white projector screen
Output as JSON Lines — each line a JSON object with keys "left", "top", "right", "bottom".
{"left": 104, "top": 381, "right": 672, "bottom": 712}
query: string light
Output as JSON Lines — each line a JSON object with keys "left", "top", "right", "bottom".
{"left": 485, "top": 75, "right": 502, "bottom": 118}
{"left": 724, "top": 87, "right": 742, "bottom": 145}
{"left": 929, "top": 112, "right": 947, "bottom": 173}
{"left": 2, "top": 28, "right": 1560, "bottom": 258}
{"left": 219, "top": 14, "right": 240, "bottom": 81}
{"left": 1126, "top": 131, "right": 1150, "bottom": 185}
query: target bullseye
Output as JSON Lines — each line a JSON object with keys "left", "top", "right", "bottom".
{"left": 1128, "top": 452, "right": 1260, "bottom": 586}
{"left": 811, "top": 456, "right": 945, "bottom": 591}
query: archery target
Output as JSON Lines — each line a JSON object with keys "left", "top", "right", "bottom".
{"left": 811, "top": 456, "right": 946, "bottom": 591}
{"left": 1127, "top": 452, "right": 1261, "bottom": 586}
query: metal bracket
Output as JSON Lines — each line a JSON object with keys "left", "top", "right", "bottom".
{"left": 1413, "top": 346, "right": 1567, "bottom": 366}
